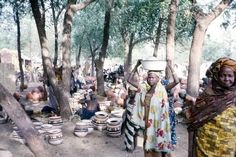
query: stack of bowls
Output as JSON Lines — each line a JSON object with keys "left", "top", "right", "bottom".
{"left": 106, "top": 117, "right": 122, "bottom": 137}
{"left": 92, "top": 111, "right": 109, "bottom": 131}
{"left": 74, "top": 121, "right": 88, "bottom": 137}
{"left": 48, "top": 116, "right": 63, "bottom": 129}
{"left": 40, "top": 124, "right": 53, "bottom": 138}
{"left": 32, "top": 121, "right": 43, "bottom": 130}
{"left": 48, "top": 129, "right": 63, "bottom": 145}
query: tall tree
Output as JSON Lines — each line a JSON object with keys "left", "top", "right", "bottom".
{"left": 187, "top": 0, "right": 234, "bottom": 98}
{"left": 61, "top": 0, "right": 96, "bottom": 104}
{"left": 50, "top": 0, "right": 67, "bottom": 67}
{"left": 153, "top": 17, "right": 164, "bottom": 57}
{"left": 165, "top": 0, "right": 179, "bottom": 80}
{"left": 14, "top": 1, "right": 25, "bottom": 91}
{"left": 30, "top": 0, "right": 71, "bottom": 120}
{"left": 187, "top": 1, "right": 234, "bottom": 156}
{"left": 30, "top": 0, "right": 96, "bottom": 120}
{"left": 95, "top": 0, "right": 113, "bottom": 95}
{"left": 118, "top": 0, "right": 161, "bottom": 79}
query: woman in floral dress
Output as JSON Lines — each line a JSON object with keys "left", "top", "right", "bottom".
{"left": 128, "top": 60, "right": 172, "bottom": 157}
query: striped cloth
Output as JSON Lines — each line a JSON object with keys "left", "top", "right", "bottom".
{"left": 124, "top": 99, "right": 139, "bottom": 151}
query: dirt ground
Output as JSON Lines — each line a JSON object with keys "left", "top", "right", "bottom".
{"left": 0, "top": 83, "right": 188, "bottom": 157}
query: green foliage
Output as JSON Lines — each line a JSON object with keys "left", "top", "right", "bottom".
{"left": 117, "top": 0, "right": 162, "bottom": 37}
{"left": 175, "top": 0, "right": 195, "bottom": 40}
{"left": 0, "top": 0, "right": 30, "bottom": 50}
{"left": 71, "top": 1, "right": 104, "bottom": 59}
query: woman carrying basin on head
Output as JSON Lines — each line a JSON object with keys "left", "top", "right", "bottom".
{"left": 128, "top": 59, "right": 172, "bottom": 157}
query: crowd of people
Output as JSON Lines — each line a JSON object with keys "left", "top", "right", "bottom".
{"left": 124, "top": 57, "right": 236, "bottom": 157}
{"left": 8, "top": 56, "right": 236, "bottom": 157}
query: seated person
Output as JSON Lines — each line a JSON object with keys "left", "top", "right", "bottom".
{"left": 76, "top": 92, "right": 100, "bottom": 120}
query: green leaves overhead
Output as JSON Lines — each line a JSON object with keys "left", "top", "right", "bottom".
{"left": 118, "top": 0, "right": 163, "bottom": 37}
{"left": 175, "top": 0, "right": 195, "bottom": 39}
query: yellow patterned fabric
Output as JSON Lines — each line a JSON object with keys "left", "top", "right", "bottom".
{"left": 195, "top": 106, "right": 236, "bottom": 157}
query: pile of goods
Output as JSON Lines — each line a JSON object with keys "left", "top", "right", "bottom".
{"left": 92, "top": 111, "right": 109, "bottom": 131}
{"left": 47, "top": 128, "right": 63, "bottom": 145}
{"left": 26, "top": 86, "right": 47, "bottom": 102}
{"left": 106, "top": 117, "right": 122, "bottom": 137}
{"left": 74, "top": 121, "right": 89, "bottom": 137}
{"left": 48, "top": 116, "right": 63, "bottom": 129}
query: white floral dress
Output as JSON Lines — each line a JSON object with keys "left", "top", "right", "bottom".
{"left": 131, "top": 82, "right": 172, "bottom": 153}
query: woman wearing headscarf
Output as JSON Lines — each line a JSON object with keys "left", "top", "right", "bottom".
{"left": 188, "top": 57, "right": 236, "bottom": 157}
{"left": 128, "top": 59, "right": 172, "bottom": 157}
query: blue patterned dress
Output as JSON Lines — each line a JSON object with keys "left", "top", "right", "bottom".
{"left": 161, "top": 79, "right": 177, "bottom": 147}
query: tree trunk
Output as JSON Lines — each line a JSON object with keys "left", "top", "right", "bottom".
{"left": 187, "top": 2, "right": 234, "bottom": 157}
{"left": 123, "top": 33, "right": 134, "bottom": 80}
{"left": 96, "top": 0, "right": 112, "bottom": 96}
{"left": 30, "top": 0, "right": 72, "bottom": 120}
{"left": 50, "top": 0, "right": 59, "bottom": 68}
{"left": 123, "top": 33, "right": 129, "bottom": 80}
{"left": 88, "top": 38, "right": 99, "bottom": 77}
{"left": 91, "top": 49, "right": 98, "bottom": 77}
{"left": 0, "top": 84, "right": 51, "bottom": 157}
{"left": 165, "top": 0, "right": 179, "bottom": 80}
{"left": 153, "top": 18, "right": 163, "bottom": 57}
{"left": 61, "top": 2, "right": 75, "bottom": 93}
{"left": 76, "top": 44, "right": 82, "bottom": 67}
{"left": 187, "top": 25, "right": 205, "bottom": 97}
{"left": 123, "top": 31, "right": 137, "bottom": 81}
{"left": 31, "top": 0, "right": 96, "bottom": 119}
{"left": 15, "top": 7, "right": 25, "bottom": 91}
{"left": 187, "top": 0, "right": 234, "bottom": 98}
{"left": 59, "top": 0, "right": 96, "bottom": 117}
{"left": 60, "top": 2, "right": 75, "bottom": 119}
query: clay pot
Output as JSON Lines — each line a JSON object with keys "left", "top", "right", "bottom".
{"left": 74, "top": 121, "right": 88, "bottom": 137}
{"left": 106, "top": 117, "right": 122, "bottom": 137}
{"left": 92, "top": 111, "right": 109, "bottom": 131}
{"left": 31, "top": 92, "right": 41, "bottom": 101}
{"left": 81, "top": 119, "right": 94, "bottom": 133}
{"left": 13, "top": 92, "right": 21, "bottom": 101}
{"left": 48, "top": 129, "right": 63, "bottom": 145}
{"left": 48, "top": 116, "right": 63, "bottom": 129}
{"left": 26, "top": 92, "right": 33, "bottom": 101}
{"left": 95, "top": 111, "right": 108, "bottom": 119}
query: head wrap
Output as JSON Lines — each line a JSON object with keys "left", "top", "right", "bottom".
{"left": 206, "top": 57, "right": 236, "bottom": 80}
{"left": 188, "top": 57, "right": 236, "bottom": 132}
{"left": 147, "top": 70, "right": 162, "bottom": 78}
